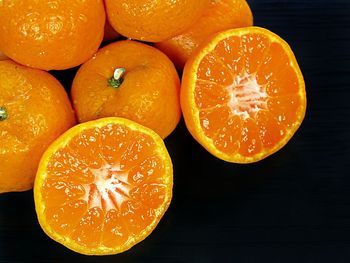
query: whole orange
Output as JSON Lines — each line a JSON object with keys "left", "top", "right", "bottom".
{"left": 105, "top": 0, "right": 209, "bottom": 42}
{"left": 0, "top": 0, "right": 105, "bottom": 71}
{"left": 0, "top": 60, "right": 76, "bottom": 193}
{"left": 71, "top": 40, "right": 181, "bottom": 139}
{"left": 155, "top": 0, "right": 253, "bottom": 69}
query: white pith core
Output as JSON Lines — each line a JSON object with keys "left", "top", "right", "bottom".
{"left": 226, "top": 72, "right": 268, "bottom": 119}
{"left": 82, "top": 163, "right": 132, "bottom": 211}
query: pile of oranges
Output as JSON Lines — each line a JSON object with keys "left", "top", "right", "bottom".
{"left": 0, "top": 0, "right": 306, "bottom": 256}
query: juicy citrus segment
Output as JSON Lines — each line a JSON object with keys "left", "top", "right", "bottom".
{"left": 213, "top": 115, "right": 242, "bottom": 155}
{"left": 45, "top": 200, "right": 87, "bottom": 236}
{"left": 268, "top": 95, "right": 302, "bottom": 128}
{"left": 181, "top": 27, "right": 306, "bottom": 163}
{"left": 255, "top": 110, "right": 284, "bottom": 149}
{"left": 197, "top": 53, "right": 234, "bottom": 86}
{"left": 199, "top": 106, "right": 230, "bottom": 138}
{"left": 238, "top": 118, "right": 263, "bottom": 157}
{"left": 256, "top": 42, "right": 291, "bottom": 90}
{"left": 213, "top": 36, "right": 244, "bottom": 75}
{"left": 34, "top": 117, "right": 172, "bottom": 255}
{"left": 41, "top": 178, "right": 86, "bottom": 208}
{"left": 263, "top": 67, "right": 300, "bottom": 97}
{"left": 128, "top": 156, "right": 167, "bottom": 187}
{"left": 46, "top": 148, "right": 95, "bottom": 184}
{"left": 70, "top": 207, "right": 105, "bottom": 248}
{"left": 101, "top": 209, "right": 128, "bottom": 248}
{"left": 240, "top": 33, "right": 271, "bottom": 74}
{"left": 195, "top": 81, "right": 230, "bottom": 109}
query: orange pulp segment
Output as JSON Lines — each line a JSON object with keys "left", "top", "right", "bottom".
{"left": 181, "top": 27, "right": 307, "bottom": 163}
{"left": 34, "top": 117, "right": 173, "bottom": 255}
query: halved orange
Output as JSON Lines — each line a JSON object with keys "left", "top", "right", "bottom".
{"left": 34, "top": 117, "right": 173, "bottom": 255}
{"left": 181, "top": 27, "right": 307, "bottom": 163}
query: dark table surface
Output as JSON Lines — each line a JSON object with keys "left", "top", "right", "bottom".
{"left": 1, "top": 0, "right": 350, "bottom": 262}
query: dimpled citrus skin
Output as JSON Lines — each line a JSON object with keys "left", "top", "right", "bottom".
{"left": 155, "top": 0, "right": 253, "bottom": 69}
{"left": 71, "top": 40, "right": 181, "bottom": 139}
{"left": 0, "top": 60, "right": 76, "bottom": 193}
{"left": 105, "top": 0, "right": 209, "bottom": 42}
{"left": 0, "top": 0, "right": 105, "bottom": 71}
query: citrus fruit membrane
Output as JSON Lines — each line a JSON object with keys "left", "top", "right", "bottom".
{"left": 34, "top": 117, "right": 173, "bottom": 255}
{"left": 181, "top": 27, "right": 307, "bottom": 163}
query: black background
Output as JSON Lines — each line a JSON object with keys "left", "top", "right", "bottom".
{"left": 1, "top": 0, "right": 350, "bottom": 262}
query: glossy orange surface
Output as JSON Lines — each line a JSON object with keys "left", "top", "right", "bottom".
{"left": 181, "top": 27, "right": 307, "bottom": 163}
{"left": 34, "top": 117, "right": 173, "bottom": 255}
{"left": 155, "top": 0, "right": 253, "bottom": 69}
{"left": 71, "top": 40, "right": 181, "bottom": 139}
{"left": 105, "top": 0, "right": 209, "bottom": 42}
{"left": 0, "top": 0, "right": 105, "bottom": 70}
{"left": 0, "top": 60, "right": 76, "bottom": 193}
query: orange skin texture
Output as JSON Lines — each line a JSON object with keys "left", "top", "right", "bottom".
{"left": 71, "top": 40, "right": 181, "bottom": 139}
{"left": 105, "top": 0, "right": 210, "bottom": 42}
{"left": 0, "top": 60, "right": 76, "bottom": 193}
{"left": 155, "top": 0, "right": 253, "bottom": 70}
{"left": 0, "top": 0, "right": 105, "bottom": 71}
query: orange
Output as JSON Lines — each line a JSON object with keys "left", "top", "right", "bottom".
{"left": 105, "top": 0, "right": 209, "bottom": 42}
{"left": 181, "top": 27, "right": 307, "bottom": 163}
{"left": 104, "top": 19, "right": 121, "bottom": 42}
{"left": 71, "top": 40, "right": 181, "bottom": 139}
{"left": 156, "top": 0, "right": 253, "bottom": 69}
{"left": 34, "top": 117, "right": 173, "bottom": 255}
{"left": 0, "top": 60, "right": 76, "bottom": 193}
{"left": 0, "top": 0, "right": 105, "bottom": 71}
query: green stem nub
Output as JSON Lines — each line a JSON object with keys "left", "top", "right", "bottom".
{"left": 0, "top": 106, "right": 8, "bottom": 121}
{"left": 108, "top": 67, "right": 126, "bottom": 88}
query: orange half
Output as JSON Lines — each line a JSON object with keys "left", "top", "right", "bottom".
{"left": 181, "top": 27, "right": 307, "bottom": 163}
{"left": 34, "top": 117, "right": 173, "bottom": 255}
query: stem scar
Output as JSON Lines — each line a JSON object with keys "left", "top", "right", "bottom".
{"left": 0, "top": 106, "right": 8, "bottom": 121}
{"left": 108, "top": 68, "right": 126, "bottom": 89}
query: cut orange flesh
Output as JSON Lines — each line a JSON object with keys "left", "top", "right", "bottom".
{"left": 34, "top": 117, "right": 173, "bottom": 255}
{"left": 181, "top": 27, "right": 307, "bottom": 163}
